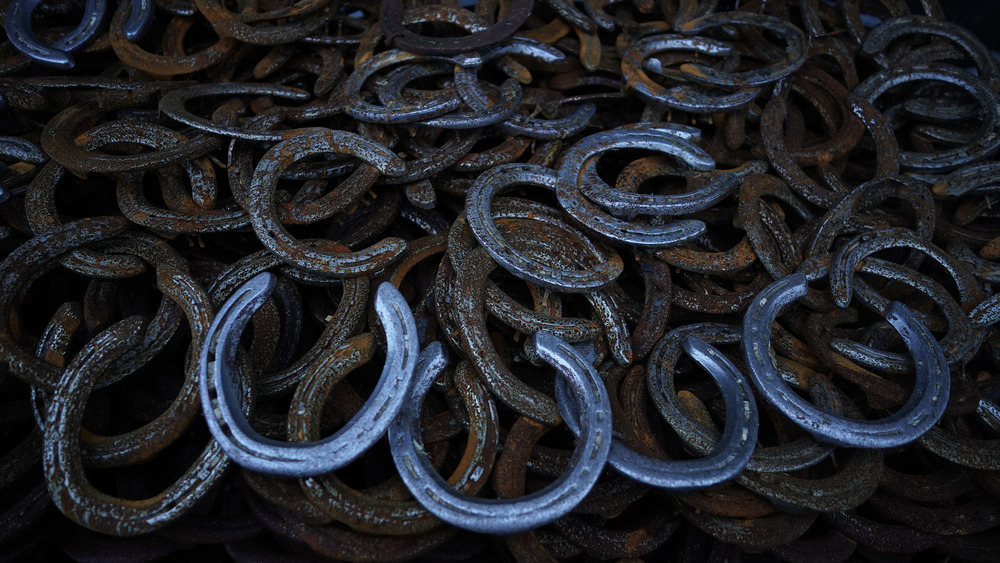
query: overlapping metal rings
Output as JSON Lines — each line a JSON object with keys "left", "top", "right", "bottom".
{"left": 1, "top": 0, "right": 999, "bottom": 560}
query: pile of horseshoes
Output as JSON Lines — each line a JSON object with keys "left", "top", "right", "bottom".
{"left": 0, "top": 0, "right": 998, "bottom": 559}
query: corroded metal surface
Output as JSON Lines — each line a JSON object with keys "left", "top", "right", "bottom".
{"left": 0, "top": 0, "right": 998, "bottom": 560}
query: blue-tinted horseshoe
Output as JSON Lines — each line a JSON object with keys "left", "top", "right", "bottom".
{"left": 6, "top": 0, "right": 107, "bottom": 68}
{"left": 576, "top": 152, "right": 744, "bottom": 218}
{"left": 343, "top": 50, "right": 464, "bottom": 124}
{"left": 389, "top": 332, "right": 612, "bottom": 535}
{"left": 454, "top": 38, "right": 595, "bottom": 140}
{"left": 555, "top": 336, "right": 758, "bottom": 494}
{"left": 621, "top": 33, "right": 763, "bottom": 112}
{"left": 676, "top": 12, "right": 808, "bottom": 88}
{"left": 555, "top": 125, "right": 712, "bottom": 247}
{"left": 465, "top": 163, "right": 622, "bottom": 293}
{"left": 852, "top": 63, "right": 1000, "bottom": 172}
{"left": 5, "top": 0, "right": 153, "bottom": 68}
{"left": 199, "top": 273, "right": 420, "bottom": 477}
{"left": 121, "top": 0, "right": 154, "bottom": 42}
{"left": 380, "top": 0, "right": 534, "bottom": 56}
{"left": 742, "top": 273, "right": 950, "bottom": 449}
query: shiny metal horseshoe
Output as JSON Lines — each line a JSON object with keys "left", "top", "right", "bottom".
{"left": 556, "top": 336, "right": 758, "bottom": 493}
{"left": 199, "top": 273, "right": 420, "bottom": 477}
{"left": 742, "top": 273, "right": 950, "bottom": 449}
{"left": 389, "top": 332, "right": 612, "bottom": 535}
{"left": 5, "top": 0, "right": 153, "bottom": 68}
{"left": 465, "top": 163, "right": 623, "bottom": 293}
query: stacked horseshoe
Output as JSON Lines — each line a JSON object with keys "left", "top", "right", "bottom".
{"left": 0, "top": 0, "right": 999, "bottom": 560}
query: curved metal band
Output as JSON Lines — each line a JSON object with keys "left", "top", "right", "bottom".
{"left": 577, "top": 147, "right": 740, "bottom": 217}
{"left": 555, "top": 125, "right": 712, "bottom": 247}
{"left": 862, "top": 15, "right": 1000, "bottom": 91}
{"left": 742, "top": 273, "right": 950, "bottom": 449}
{"left": 621, "top": 34, "right": 761, "bottom": 111}
{"left": 556, "top": 336, "right": 758, "bottom": 493}
{"left": 199, "top": 274, "right": 420, "bottom": 477}
{"left": 246, "top": 128, "right": 407, "bottom": 276}
{"left": 159, "top": 83, "right": 314, "bottom": 141}
{"left": 122, "top": 0, "right": 155, "bottom": 41}
{"left": 677, "top": 12, "right": 808, "bottom": 88}
{"left": 389, "top": 333, "right": 612, "bottom": 535}
{"left": 380, "top": 0, "right": 534, "bottom": 56}
{"left": 343, "top": 50, "right": 463, "bottom": 124}
{"left": 465, "top": 163, "right": 623, "bottom": 293}
{"left": 5, "top": 0, "right": 108, "bottom": 68}
{"left": 853, "top": 63, "right": 1000, "bottom": 172}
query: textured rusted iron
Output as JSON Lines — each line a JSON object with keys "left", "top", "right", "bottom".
{"left": 0, "top": 0, "right": 997, "bottom": 560}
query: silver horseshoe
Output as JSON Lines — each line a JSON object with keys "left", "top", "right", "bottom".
{"left": 389, "top": 332, "right": 612, "bottom": 535}
{"left": 742, "top": 273, "right": 950, "bottom": 449}
{"left": 199, "top": 273, "right": 419, "bottom": 477}
{"left": 556, "top": 336, "right": 758, "bottom": 493}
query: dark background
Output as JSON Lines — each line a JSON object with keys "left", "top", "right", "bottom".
{"left": 943, "top": 0, "right": 1000, "bottom": 50}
